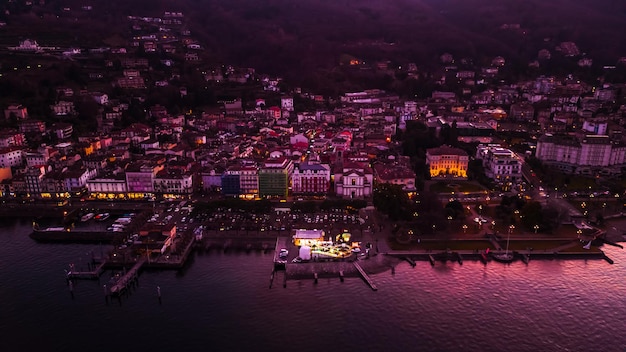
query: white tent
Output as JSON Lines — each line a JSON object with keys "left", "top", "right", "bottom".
{"left": 299, "top": 246, "right": 311, "bottom": 261}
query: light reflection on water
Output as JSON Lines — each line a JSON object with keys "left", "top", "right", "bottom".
{"left": 0, "top": 219, "right": 625, "bottom": 352}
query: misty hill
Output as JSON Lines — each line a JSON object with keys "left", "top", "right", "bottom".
{"left": 3, "top": 0, "right": 626, "bottom": 90}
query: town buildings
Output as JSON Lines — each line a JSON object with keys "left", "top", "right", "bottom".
{"left": 0, "top": 7, "right": 625, "bottom": 205}
{"left": 536, "top": 134, "right": 626, "bottom": 176}
{"left": 426, "top": 146, "right": 469, "bottom": 179}
{"left": 475, "top": 145, "right": 522, "bottom": 183}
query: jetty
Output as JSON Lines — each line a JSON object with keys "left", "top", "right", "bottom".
{"left": 403, "top": 257, "right": 416, "bottom": 267}
{"left": 488, "top": 234, "right": 503, "bottom": 250}
{"left": 353, "top": 261, "right": 377, "bottom": 291}
{"left": 273, "top": 237, "right": 288, "bottom": 270}
{"left": 67, "top": 260, "right": 107, "bottom": 279}
{"left": 109, "top": 257, "right": 147, "bottom": 295}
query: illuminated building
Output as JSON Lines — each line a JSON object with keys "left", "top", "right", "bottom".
{"left": 291, "top": 163, "right": 330, "bottom": 195}
{"left": 125, "top": 161, "right": 163, "bottom": 199}
{"left": 154, "top": 169, "right": 193, "bottom": 198}
{"left": 475, "top": 144, "right": 521, "bottom": 182}
{"left": 334, "top": 161, "right": 373, "bottom": 199}
{"left": 536, "top": 134, "right": 626, "bottom": 176}
{"left": 239, "top": 166, "right": 259, "bottom": 199}
{"left": 426, "top": 145, "right": 468, "bottom": 179}
{"left": 258, "top": 157, "right": 293, "bottom": 199}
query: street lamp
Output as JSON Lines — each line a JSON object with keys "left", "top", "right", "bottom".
{"left": 432, "top": 224, "right": 436, "bottom": 234}
{"left": 508, "top": 224, "right": 515, "bottom": 235}
{"left": 462, "top": 224, "right": 468, "bottom": 234}
{"left": 533, "top": 224, "right": 539, "bottom": 234}
{"left": 491, "top": 221, "right": 496, "bottom": 230}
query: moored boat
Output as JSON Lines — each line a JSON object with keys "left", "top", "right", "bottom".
{"left": 490, "top": 251, "right": 515, "bottom": 263}
{"left": 80, "top": 213, "right": 95, "bottom": 222}
{"left": 96, "top": 213, "right": 110, "bottom": 221}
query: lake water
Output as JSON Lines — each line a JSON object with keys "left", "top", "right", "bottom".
{"left": 1, "top": 218, "right": 625, "bottom": 352}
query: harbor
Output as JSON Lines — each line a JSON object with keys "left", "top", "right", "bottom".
{"left": 3, "top": 217, "right": 626, "bottom": 352}
{"left": 3, "top": 198, "right": 623, "bottom": 296}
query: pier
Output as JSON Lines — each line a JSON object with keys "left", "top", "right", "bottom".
{"left": 353, "top": 261, "right": 377, "bottom": 291}
{"left": 109, "top": 257, "right": 147, "bottom": 295}
{"left": 488, "top": 234, "right": 503, "bottom": 250}
{"left": 67, "top": 260, "right": 107, "bottom": 279}
{"left": 273, "top": 237, "right": 288, "bottom": 270}
{"left": 403, "top": 257, "right": 416, "bottom": 267}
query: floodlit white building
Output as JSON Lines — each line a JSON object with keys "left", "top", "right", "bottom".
{"left": 426, "top": 145, "right": 468, "bottom": 179}
{"left": 536, "top": 134, "right": 626, "bottom": 176}
{"left": 475, "top": 145, "right": 522, "bottom": 182}
{"left": 334, "top": 162, "right": 373, "bottom": 199}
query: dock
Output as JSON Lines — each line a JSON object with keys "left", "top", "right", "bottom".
{"left": 273, "top": 237, "right": 288, "bottom": 270}
{"left": 67, "top": 260, "right": 107, "bottom": 279}
{"left": 403, "top": 257, "right": 416, "bottom": 267}
{"left": 521, "top": 252, "right": 530, "bottom": 264}
{"left": 488, "top": 234, "right": 503, "bottom": 250}
{"left": 109, "top": 257, "right": 147, "bottom": 295}
{"left": 353, "top": 261, "right": 377, "bottom": 291}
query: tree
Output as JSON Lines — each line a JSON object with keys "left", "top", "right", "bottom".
{"left": 373, "top": 183, "right": 413, "bottom": 221}
{"left": 520, "top": 201, "right": 543, "bottom": 230}
{"left": 445, "top": 200, "right": 465, "bottom": 219}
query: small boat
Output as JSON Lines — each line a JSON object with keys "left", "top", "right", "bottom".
{"left": 96, "top": 213, "right": 110, "bottom": 221}
{"left": 42, "top": 227, "right": 66, "bottom": 232}
{"left": 80, "top": 213, "right": 95, "bottom": 222}
{"left": 490, "top": 230, "right": 515, "bottom": 263}
{"left": 491, "top": 252, "right": 515, "bottom": 263}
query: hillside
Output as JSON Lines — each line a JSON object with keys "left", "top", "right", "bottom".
{"left": 2, "top": 0, "right": 626, "bottom": 90}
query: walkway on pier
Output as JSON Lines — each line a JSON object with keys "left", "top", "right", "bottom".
{"left": 273, "top": 237, "right": 288, "bottom": 264}
{"left": 109, "top": 257, "right": 147, "bottom": 295}
{"left": 488, "top": 234, "right": 502, "bottom": 250}
{"left": 353, "top": 261, "right": 377, "bottom": 291}
{"left": 67, "top": 260, "right": 107, "bottom": 279}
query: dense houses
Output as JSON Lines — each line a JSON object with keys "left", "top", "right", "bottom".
{"left": 1, "top": 8, "right": 626, "bottom": 203}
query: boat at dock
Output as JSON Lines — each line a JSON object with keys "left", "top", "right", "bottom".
{"left": 80, "top": 213, "right": 95, "bottom": 222}
{"left": 95, "top": 213, "right": 110, "bottom": 221}
{"left": 40, "top": 226, "right": 66, "bottom": 232}
{"left": 490, "top": 230, "right": 515, "bottom": 263}
{"left": 491, "top": 251, "right": 515, "bottom": 263}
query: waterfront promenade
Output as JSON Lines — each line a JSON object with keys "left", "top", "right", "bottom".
{"left": 6, "top": 197, "right": 625, "bottom": 295}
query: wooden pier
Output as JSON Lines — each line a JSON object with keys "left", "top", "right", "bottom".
{"left": 67, "top": 260, "right": 107, "bottom": 279}
{"left": 109, "top": 257, "right": 147, "bottom": 295}
{"left": 403, "top": 257, "right": 416, "bottom": 267}
{"left": 273, "top": 237, "right": 288, "bottom": 270}
{"left": 353, "top": 261, "right": 377, "bottom": 291}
